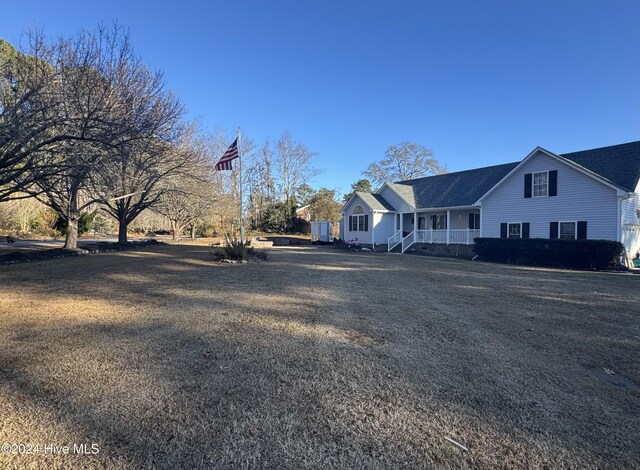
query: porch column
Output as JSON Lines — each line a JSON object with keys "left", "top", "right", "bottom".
{"left": 414, "top": 211, "right": 417, "bottom": 243}
{"left": 400, "top": 213, "right": 403, "bottom": 234}
{"left": 479, "top": 205, "right": 483, "bottom": 237}
{"left": 371, "top": 210, "right": 375, "bottom": 247}
{"left": 446, "top": 210, "right": 451, "bottom": 244}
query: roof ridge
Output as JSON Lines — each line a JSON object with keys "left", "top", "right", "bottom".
{"left": 395, "top": 161, "right": 519, "bottom": 185}
{"left": 560, "top": 140, "right": 640, "bottom": 158}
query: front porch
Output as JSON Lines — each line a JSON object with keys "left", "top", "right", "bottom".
{"left": 388, "top": 209, "right": 481, "bottom": 253}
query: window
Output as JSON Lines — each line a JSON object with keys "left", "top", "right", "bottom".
{"left": 431, "top": 214, "right": 447, "bottom": 230}
{"left": 469, "top": 213, "right": 480, "bottom": 230}
{"left": 349, "top": 206, "right": 368, "bottom": 232}
{"left": 533, "top": 171, "right": 548, "bottom": 197}
{"left": 501, "top": 222, "right": 529, "bottom": 238}
{"left": 508, "top": 223, "right": 521, "bottom": 239}
{"left": 418, "top": 217, "right": 426, "bottom": 230}
{"left": 559, "top": 221, "right": 576, "bottom": 240}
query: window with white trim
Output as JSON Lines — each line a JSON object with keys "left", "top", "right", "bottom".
{"left": 508, "top": 223, "right": 521, "bottom": 239}
{"left": 533, "top": 171, "right": 548, "bottom": 197}
{"left": 559, "top": 221, "right": 576, "bottom": 240}
{"left": 350, "top": 206, "right": 367, "bottom": 231}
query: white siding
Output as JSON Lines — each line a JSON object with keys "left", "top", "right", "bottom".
{"left": 621, "top": 181, "right": 640, "bottom": 257}
{"left": 621, "top": 181, "right": 640, "bottom": 225}
{"left": 481, "top": 151, "right": 618, "bottom": 240}
{"left": 342, "top": 194, "right": 373, "bottom": 244}
{"left": 378, "top": 185, "right": 413, "bottom": 213}
{"left": 373, "top": 212, "right": 395, "bottom": 245}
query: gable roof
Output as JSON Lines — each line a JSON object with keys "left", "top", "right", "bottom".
{"left": 383, "top": 182, "right": 416, "bottom": 207}
{"left": 355, "top": 191, "right": 396, "bottom": 211}
{"left": 393, "top": 162, "right": 519, "bottom": 209}
{"left": 559, "top": 141, "right": 640, "bottom": 192}
{"left": 340, "top": 190, "right": 397, "bottom": 213}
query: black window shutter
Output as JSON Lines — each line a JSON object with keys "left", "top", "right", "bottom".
{"left": 349, "top": 216, "right": 353, "bottom": 231}
{"left": 550, "top": 222, "right": 558, "bottom": 239}
{"left": 500, "top": 223, "right": 507, "bottom": 238}
{"left": 577, "top": 221, "right": 587, "bottom": 239}
{"left": 364, "top": 214, "right": 369, "bottom": 231}
{"left": 524, "top": 173, "right": 532, "bottom": 198}
{"left": 549, "top": 170, "right": 558, "bottom": 196}
{"left": 522, "top": 222, "right": 530, "bottom": 239}
{"left": 432, "top": 216, "right": 437, "bottom": 230}
{"left": 468, "top": 213, "right": 474, "bottom": 229}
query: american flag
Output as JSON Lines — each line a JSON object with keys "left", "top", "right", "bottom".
{"left": 215, "top": 138, "right": 239, "bottom": 171}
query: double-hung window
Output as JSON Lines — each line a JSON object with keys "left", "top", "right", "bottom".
{"left": 508, "top": 223, "right": 521, "bottom": 239}
{"left": 559, "top": 221, "right": 576, "bottom": 240}
{"left": 533, "top": 171, "right": 548, "bottom": 197}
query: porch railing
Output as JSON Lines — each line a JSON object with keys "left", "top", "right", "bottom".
{"left": 416, "top": 229, "right": 447, "bottom": 244}
{"left": 401, "top": 231, "right": 415, "bottom": 253}
{"left": 413, "top": 229, "right": 480, "bottom": 245}
{"left": 449, "top": 229, "right": 480, "bottom": 245}
{"left": 387, "top": 230, "right": 402, "bottom": 251}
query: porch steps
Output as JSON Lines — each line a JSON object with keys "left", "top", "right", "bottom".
{"left": 388, "top": 243, "right": 403, "bottom": 253}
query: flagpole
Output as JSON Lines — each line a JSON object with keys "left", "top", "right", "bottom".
{"left": 238, "top": 127, "right": 244, "bottom": 245}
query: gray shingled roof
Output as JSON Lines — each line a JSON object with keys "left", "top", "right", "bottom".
{"left": 393, "top": 162, "right": 519, "bottom": 209}
{"left": 357, "top": 141, "right": 640, "bottom": 211}
{"left": 354, "top": 191, "right": 396, "bottom": 211}
{"left": 559, "top": 141, "right": 640, "bottom": 192}
{"left": 386, "top": 183, "right": 416, "bottom": 207}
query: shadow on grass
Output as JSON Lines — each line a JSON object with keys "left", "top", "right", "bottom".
{"left": 1, "top": 243, "right": 639, "bottom": 467}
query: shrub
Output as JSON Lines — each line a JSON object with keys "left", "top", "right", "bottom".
{"left": 473, "top": 238, "right": 624, "bottom": 270}
{"left": 53, "top": 210, "right": 97, "bottom": 236}
{"left": 209, "top": 234, "right": 248, "bottom": 261}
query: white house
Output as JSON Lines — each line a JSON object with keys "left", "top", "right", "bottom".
{"left": 340, "top": 141, "right": 640, "bottom": 264}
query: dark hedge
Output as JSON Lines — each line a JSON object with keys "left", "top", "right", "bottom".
{"left": 473, "top": 238, "right": 624, "bottom": 270}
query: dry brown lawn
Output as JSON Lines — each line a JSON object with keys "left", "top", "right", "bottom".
{"left": 0, "top": 244, "right": 638, "bottom": 469}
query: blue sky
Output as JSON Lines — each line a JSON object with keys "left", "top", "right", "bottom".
{"left": 2, "top": 1, "right": 639, "bottom": 195}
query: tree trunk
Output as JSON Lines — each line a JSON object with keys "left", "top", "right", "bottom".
{"left": 171, "top": 220, "right": 179, "bottom": 240}
{"left": 64, "top": 217, "right": 79, "bottom": 249}
{"left": 64, "top": 194, "right": 79, "bottom": 250}
{"left": 190, "top": 224, "right": 196, "bottom": 239}
{"left": 118, "top": 216, "right": 128, "bottom": 244}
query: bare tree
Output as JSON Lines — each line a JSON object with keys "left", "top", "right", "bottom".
{"left": 247, "top": 138, "right": 275, "bottom": 229}
{"left": 208, "top": 128, "right": 257, "bottom": 233}
{"left": 273, "top": 132, "right": 320, "bottom": 226}
{"left": 363, "top": 142, "right": 447, "bottom": 186}
{"left": 31, "top": 25, "right": 184, "bottom": 249}
{"left": 155, "top": 176, "right": 216, "bottom": 241}
{"left": 0, "top": 34, "right": 65, "bottom": 201}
